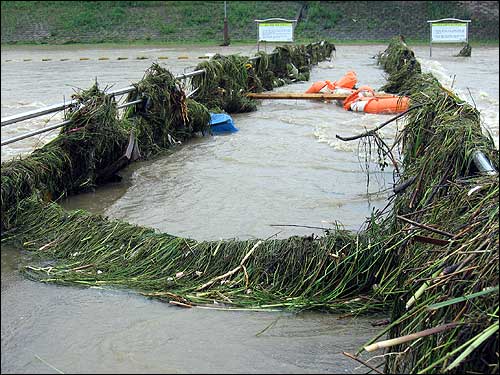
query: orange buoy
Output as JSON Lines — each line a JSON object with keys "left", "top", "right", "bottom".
{"left": 343, "top": 86, "right": 376, "bottom": 110}
{"left": 326, "top": 71, "right": 358, "bottom": 91}
{"left": 343, "top": 86, "right": 409, "bottom": 114}
{"left": 351, "top": 96, "right": 410, "bottom": 114}
{"left": 305, "top": 71, "right": 358, "bottom": 94}
{"left": 305, "top": 80, "right": 327, "bottom": 93}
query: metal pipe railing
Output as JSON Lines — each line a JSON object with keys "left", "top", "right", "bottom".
{"left": 1, "top": 69, "right": 207, "bottom": 128}
{"left": 116, "top": 98, "right": 143, "bottom": 110}
{"left": 1, "top": 101, "right": 76, "bottom": 127}
{"left": 0, "top": 85, "right": 141, "bottom": 128}
{"left": 1, "top": 44, "right": 328, "bottom": 129}
{"left": 0, "top": 50, "right": 287, "bottom": 146}
{"left": 0, "top": 84, "right": 201, "bottom": 146}
{"left": 0, "top": 50, "right": 287, "bottom": 129}
{"left": 2, "top": 120, "right": 72, "bottom": 146}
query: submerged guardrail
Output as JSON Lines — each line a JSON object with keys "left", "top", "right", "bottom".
{"left": 0, "top": 52, "right": 281, "bottom": 146}
{"left": 1, "top": 40, "right": 336, "bottom": 227}
{"left": 1, "top": 70, "right": 206, "bottom": 146}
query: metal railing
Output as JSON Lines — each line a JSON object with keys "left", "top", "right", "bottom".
{"left": 1, "top": 49, "right": 289, "bottom": 147}
{"left": 0, "top": 69, "right": 207, "bottom": 146}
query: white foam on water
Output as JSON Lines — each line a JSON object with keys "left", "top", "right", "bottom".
{"left": 478, "top": 90, "right": 499, "bottom": 105}
{"left": 16, "top": 100, "right": 47, "bottom": 108}
{"left": 418, "top": 57, "right": 499, "bottom": 148}
{"left": 312, "top": 110, "right": 402, "bottom": 155}
{"left": 313, "top": 125, "right": 358, "bottom": 152}
{"left": 2, "top": 103, "right": 26, "bottom": 109}
{"left": 418, "top": 59, "right": 454, "bottom": 88}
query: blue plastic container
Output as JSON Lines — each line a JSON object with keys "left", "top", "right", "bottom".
{"left": 209, "top": 113, "right": 238, "bottom": 134}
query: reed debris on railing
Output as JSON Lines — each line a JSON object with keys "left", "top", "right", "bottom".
{"left": 124, "top": 63, "right": 210, "bottom": 158}
{"left": 191, "top": 41, "right": 335, "bottom": 113}
{"left": 1, "top": 84, "right": 128, "bottom": 230}
{"left": 356, "top": 37, "right": 499, "bottom": 374}
{"left": 1, "top": 66, "right": 210, "bottom": 231}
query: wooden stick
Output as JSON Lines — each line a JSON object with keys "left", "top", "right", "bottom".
{"left": 169, "top": 300, "right": 193, "bottom": 308}
{"left": 412, "top": 235, "right": 450, "bottom": 247}
{"left": 246, "top": 92, "right": 394, "bottom": 100}
{"left": 342, "top": 351, "right": 384, "bottom": 374}
{"left": 70, "top": 264, "right": 94, "bottom": 271}
{"left": 397, "top": 215, "right": 455, "bottom": 238}
{"left": 34, "top": 354, "right": 65, "bottom": 374}
{"left": 371, "top": 318, "right": 391, "bottom": 327}
{"left": 336, "top": 104, "right": 422, "bottom": 141}
{"left": 38, "top": 239, "right": 58, "bottom": 251}
{"left": 141, "top": 291, "right": 189, "bottom": 302}
{"left": 364, "top": 322, "right": 459, "bottom": 352}
{"left": 239, "top": 240, "right": 263, "bottom": 265}
{"left": 247, "top": 92, "right": 348, "bottom": 100}
{"left": 393, "top": 176, "right": 417, "bottom": 194}
{"left": 269, "top": 223, "right": 330, "bottom": 230}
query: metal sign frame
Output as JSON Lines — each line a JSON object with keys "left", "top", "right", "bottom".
{"left": 254, "top": 18, "right": 297, "bottom": 51}
{"left": 427, "top": 18, "right": 471, "bottom": 57}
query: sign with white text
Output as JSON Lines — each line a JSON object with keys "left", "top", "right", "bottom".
{"left": 258, "top": 22, "right": 294, "bottom": 42}
{"left": 431, "top": 23, "right": 468, "bottom": 43}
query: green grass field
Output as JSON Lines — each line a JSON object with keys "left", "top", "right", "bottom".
{"left": 1, "top": 1, "right": 498, "bottom": 45}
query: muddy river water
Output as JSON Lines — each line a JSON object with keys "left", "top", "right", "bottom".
{"left": 1, "top": 43, "right": 498, "bottom": 373}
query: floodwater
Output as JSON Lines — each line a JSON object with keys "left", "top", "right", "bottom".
{"left": 1, "top": 43, "right": 498, "bottom": 373}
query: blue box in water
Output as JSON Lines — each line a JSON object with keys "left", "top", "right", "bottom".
{"left": 209, "top": 113, "right": 238, "bottom": 134}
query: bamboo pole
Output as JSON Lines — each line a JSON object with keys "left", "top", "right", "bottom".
{"left": 246, "top": 92, "right": 394, "bottom": 100}
{"left": 247, "top": 92, "right": 348, "bottom": 100}
{"left": 364, "top": 323, "right": 460, "bottom": 352}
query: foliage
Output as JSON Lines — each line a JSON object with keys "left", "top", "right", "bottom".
{"left": 190, "top": 41, "right": 335, "bottom": 112}
{"left": 364, "top": 37, "right": 499, "bottom": 374}
{"left": 2, "top": 1, "right": 497, "bottom": 44}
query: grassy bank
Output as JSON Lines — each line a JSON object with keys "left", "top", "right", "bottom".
{"left": 2, "top": 38, "right": 498, "bottom": 52}
{"left": 2, "top": 1, "right": 499, "bottom": 45}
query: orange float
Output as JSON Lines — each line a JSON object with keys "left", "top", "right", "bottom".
{"left": 343, "top": 86, "right": 410, "bottom": 114}
{"left": 305, "top": 72, "right": 410, "bottom": 114}
{"left": 305, "top": 71, "right": 358, "bottom": 93}
{"left": 305, "top": 80, "right": 327, "bottom": 93}
{"left": 326, "top": 70, "right": 357, "bottom": 91}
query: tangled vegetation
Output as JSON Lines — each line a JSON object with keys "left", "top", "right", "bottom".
{"left": 1, "top": 84, "right": 129, "bottom": 230}
{"left": 191, "top": 40, "right": 335, "bottom": 112}
{"left": 1, "top": 41, "right": 334, "bottom": 232}
{"left": 1, "top": 66, "right": 209, "bottom": 231}
{"left": 361, "top": 37, "right": 498, "bottom": 374}
{"left": 5, "top": 195, "right": 390, "bottom": 314}
{"left": 125, "top": 63, "right": 211, "bottom": 157}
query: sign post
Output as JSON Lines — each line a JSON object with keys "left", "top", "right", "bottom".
{"left": 254, "top": 18, "right": 297, "bottom": 51}
{"left": 223, "top": 1, "right": 230, "bottom": 46}
{"left": 427, "top": 18, "right": 471, "bottom": 57}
